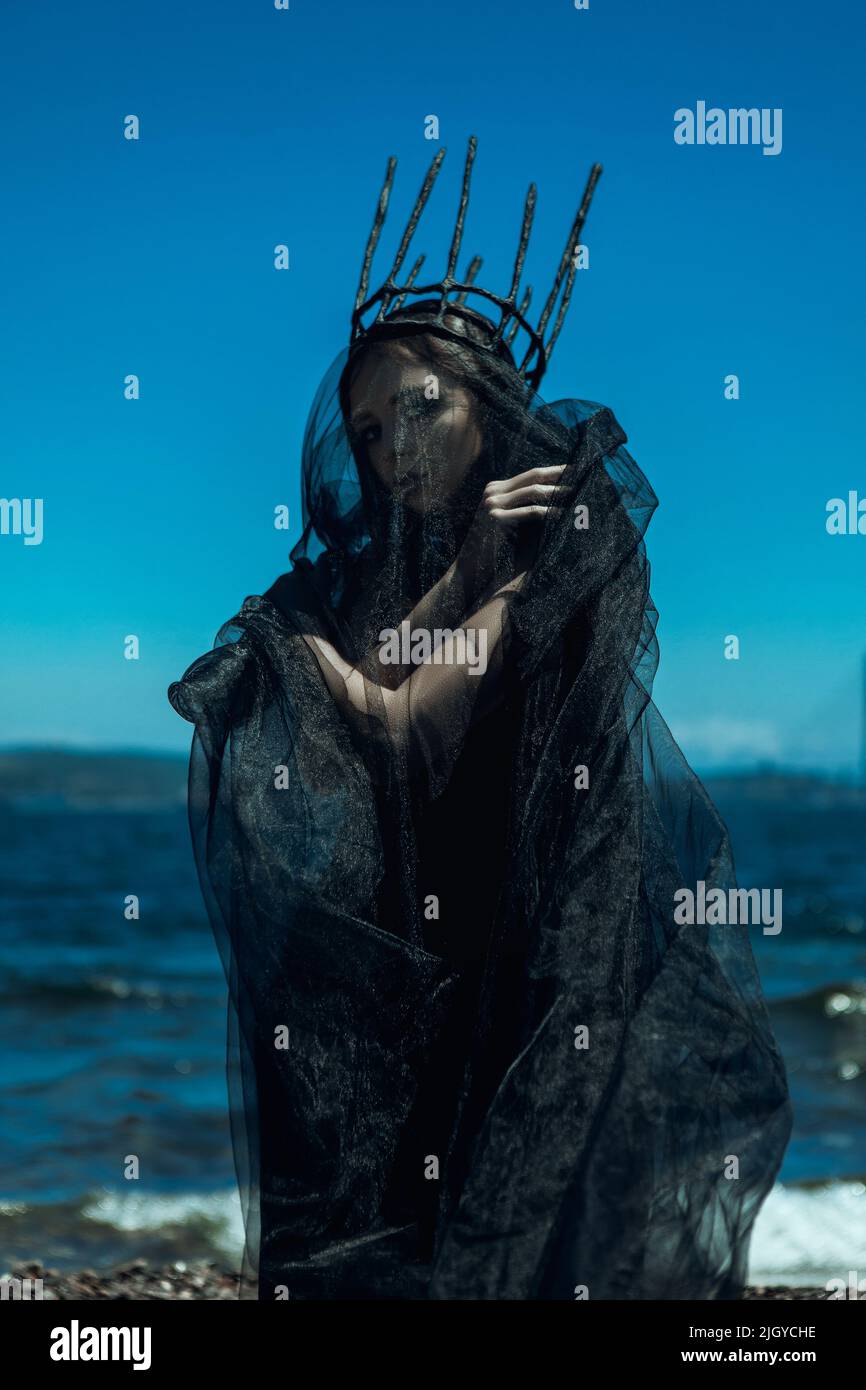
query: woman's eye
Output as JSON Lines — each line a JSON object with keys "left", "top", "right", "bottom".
{"left": 403, "top": 397, "right": 441, "bottom": 421}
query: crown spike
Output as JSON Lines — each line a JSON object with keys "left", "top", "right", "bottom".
{"left": 375, "top": 147, "right": 447, "bottom": 322}
{"left": 504, "top": 286, "right": 532, "bottom": 347}
{"left": 492, "top": 183, "right": 537, "bottom": 345}
{"left": 390, "top": 253, "right": 426, "bottom": 313}
{"left": 531, "top": 163, "right": 602, "bottom": 354}
{"left": 354, "top": 156, "right": 397, "bottom": 314}
{"left": 546, "top": 260, "right": 580, "bottom": 358}
{"left": 441, "top": 136, "right": 477, "bottom": 301}
{"left": 452, "top": 254, "right": 482, "bottom": 305}
{"left": 507, "top": 184, "right": 537, "bottom": 304}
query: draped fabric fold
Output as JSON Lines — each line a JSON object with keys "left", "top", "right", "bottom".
{"left": 169, "top": 326, "right": 791, "bottom": 1300}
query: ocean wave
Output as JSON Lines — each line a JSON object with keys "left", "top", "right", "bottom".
{"left": 0, "top": 974, "right": 203, "bottom": 1007}
{"left": 770, "top": 982, "right": 866, "bottom": 1015}
{"left": 3, "top": 1181, "right": 864, "bottom": 1289}
{"left": 0, "top": 1188, "right": 244, "bottom": 1274}
{"left": 80, "top": 1189, "right": 245, "bottom": 1263}
{"left": 749, "top": 1180, "right": 866, "bottom": 1287}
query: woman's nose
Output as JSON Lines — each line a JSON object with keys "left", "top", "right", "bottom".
{"left": 386, "top": 419, "right": 417, "bottom": 478}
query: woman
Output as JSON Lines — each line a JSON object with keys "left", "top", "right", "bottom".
{"left": 168, "top": 138, "right": 792, "bottom": 1300}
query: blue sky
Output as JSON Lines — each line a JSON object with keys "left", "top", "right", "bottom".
{"left": 2, "top": 0, "right": 864, "bottom": 771}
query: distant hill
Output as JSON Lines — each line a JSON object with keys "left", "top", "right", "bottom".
{"left": 703, "top": 768, "right": 865, "bottom": 808}
{"left": 0, "top": 748, "right": 188, "bottom": 809}
{"left": 0, "top": 748, "right": 862, "bottom": 812}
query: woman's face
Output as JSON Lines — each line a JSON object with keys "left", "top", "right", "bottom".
{"left": 347, "top": 344, "right": 483, "bottom": 514}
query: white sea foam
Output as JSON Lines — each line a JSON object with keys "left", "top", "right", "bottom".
{"left": 80, "top": 1188, "right": 245, "bottom": 1264}
{"left": 748, "top": 1181, "right": 866, "bottom": 1287}
{"left": 77, "top": 1181, "right": 865, "bottom": 1290}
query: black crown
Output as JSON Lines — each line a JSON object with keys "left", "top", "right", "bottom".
{"left": 351, "top": 135, "right": 602, "bottom": 393}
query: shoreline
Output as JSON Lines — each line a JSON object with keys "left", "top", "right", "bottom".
{"left": 1, "top": 1260, "right": 833, "bottom": 1301}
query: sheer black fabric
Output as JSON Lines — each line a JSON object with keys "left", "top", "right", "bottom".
{"left": 168, "top": 316, "right": 792, "bottom": 1300}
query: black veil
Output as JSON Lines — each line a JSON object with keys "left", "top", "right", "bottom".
{"left": 168, "top": 311, "right": 792, "bottom": 1300}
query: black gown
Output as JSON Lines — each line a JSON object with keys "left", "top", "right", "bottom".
{"left": 168, "top": 339, "right": 792, "bottom": 1300}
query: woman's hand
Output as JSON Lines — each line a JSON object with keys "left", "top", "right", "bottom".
{"left": 460, "top": 462, "right": 570, "bottom": 596}
{"left": 480, "top": 462, "right": 570, "bottom": 527}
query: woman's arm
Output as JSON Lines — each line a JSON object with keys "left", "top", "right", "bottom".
{"left": 358, "top": 463, "right": 568, "bottom": 688}
{"left": 304, "top": 572, "right": 526, "bottom": 777}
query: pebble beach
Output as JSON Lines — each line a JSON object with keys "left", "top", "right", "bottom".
{"left": 2, "top": 1260, "right": 830, "bottom": 1301}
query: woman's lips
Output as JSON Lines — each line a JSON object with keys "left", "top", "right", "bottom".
{"left": 395, "top": 470, "right": 421, "bottom": 491}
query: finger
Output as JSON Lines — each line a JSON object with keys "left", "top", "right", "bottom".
{"left": 495, "top": 464, "right": 569, "bottom": 495}
{"left": 485, "top": 483, "right": 561, "bottom": 511}
{"left": 482, "top": 465, "right": 567, "bottom": 504}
